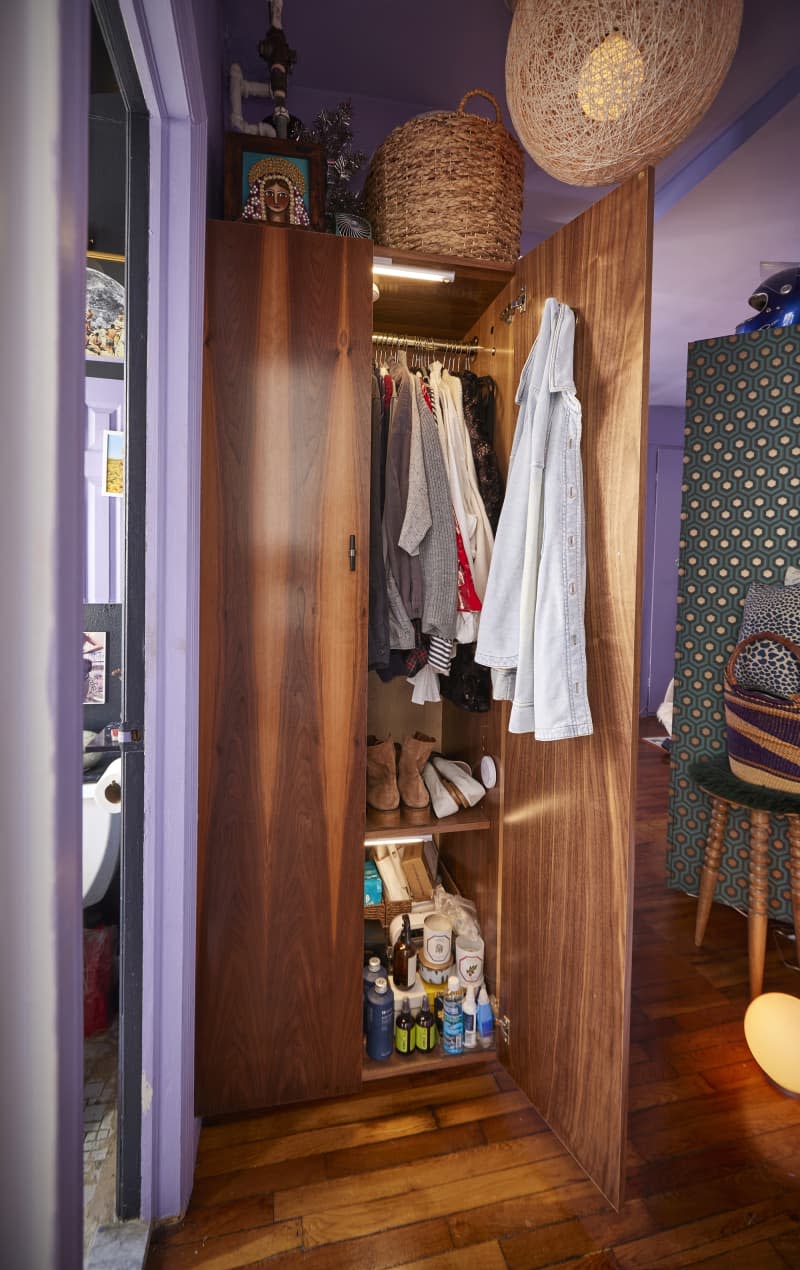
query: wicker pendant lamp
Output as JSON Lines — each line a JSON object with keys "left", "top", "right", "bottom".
{"left": 505, "top": 0, "right": 743, "bottom": 186}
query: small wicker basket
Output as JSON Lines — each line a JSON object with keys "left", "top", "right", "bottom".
{"left": 363, "top": 90, "right": 524, "bottom": 264}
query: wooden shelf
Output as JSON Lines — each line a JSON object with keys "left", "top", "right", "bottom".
{"left": 362, "top": 1042, "right": 496, "bottom": 1082}
{"left": 365, "top": 804, "right": 490, "bottom": 842}
{"left": 372, "top": 243, "right": 514, "bottom": 343}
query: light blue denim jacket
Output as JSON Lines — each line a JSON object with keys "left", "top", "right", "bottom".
{"left": 475, "top": 298, "right": 592, "bottom": 739}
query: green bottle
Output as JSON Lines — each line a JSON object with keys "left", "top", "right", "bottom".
{"left": 395, "top": 997, "right": 416, "bottom": 1056}
{"left": 414, "top": 1000, "right": 437, "bottom": 1053}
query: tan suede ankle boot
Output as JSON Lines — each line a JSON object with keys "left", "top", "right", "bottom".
{"left": 366, "top": 735, "right": 400, "bottom": 811}
{"left": 397, "top": 733, "right": 435, "bottom": 809}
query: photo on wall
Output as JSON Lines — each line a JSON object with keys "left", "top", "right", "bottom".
{"left": 102, "top": 430, "right": 124, "bottom": 498}
{"left": 83, "top": 631, "right": 107, "bottom": 705}
{"left": 85, "top": 256, "right": 125, "bottom": 361}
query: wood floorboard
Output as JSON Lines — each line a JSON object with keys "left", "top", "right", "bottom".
{"left": 148, "top": 721, "right": 800, "bottom": 1267}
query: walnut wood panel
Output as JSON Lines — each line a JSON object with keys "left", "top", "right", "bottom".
{"left": 372, "top": 245, "right": 515, "bottom": 342}
{"left": 196, "top": 223, "right": 373, "bottom": 1116}
{"left": 497, "top": 170, "right": 654, "bottom": 1207}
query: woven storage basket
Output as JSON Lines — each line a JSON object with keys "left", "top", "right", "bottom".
{"left": 363, "top": 90, "right": 524, "bottom": 263}
{"left": 724, "top": 633, "right": 800, "bottom": 792}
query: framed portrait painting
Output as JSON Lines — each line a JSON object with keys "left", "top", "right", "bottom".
{"left": 224, "top": 134, "right": 325, "bottom": 231}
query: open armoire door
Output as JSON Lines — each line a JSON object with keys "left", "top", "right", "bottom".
{"left": 196, "top": 225, "right": 373, "bottom": 1115}
{"left": 445, "top": 169, "right": 654, "bottom": 1209}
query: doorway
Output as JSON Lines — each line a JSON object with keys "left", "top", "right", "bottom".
{"left": 83, "top": 1, "right": 148, "bottom": 1249}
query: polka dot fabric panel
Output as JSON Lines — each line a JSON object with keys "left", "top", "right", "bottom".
{"left": 666, "top": 324, "right": 800, "bottom": 925}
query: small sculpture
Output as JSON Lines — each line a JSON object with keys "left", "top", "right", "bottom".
{"left": 736, "top": 265, "right": 800, "bottom": 334}
{"left": 241, "top": 157, "right": 309, "bottom": 226}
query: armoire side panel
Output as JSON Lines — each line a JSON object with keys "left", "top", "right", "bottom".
{"left": 500, "top": 171, "right": 653, "bottom": 1207}
{"left": 196, "top": 224, "right": 372, "bottom": 1116}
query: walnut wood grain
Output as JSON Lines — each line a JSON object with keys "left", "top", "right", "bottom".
{"left": 371, "top": 244, "right": 514, "bottom": 342}
{"left": 196, "top": 223, "right": 373, "bottom": 1116}
{"left": 496, "top": 171, "right": 654, "bottom": 1208}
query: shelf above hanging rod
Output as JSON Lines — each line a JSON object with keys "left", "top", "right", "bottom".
{"left": 372, "top": 331, "right": 496, "bottom": 357}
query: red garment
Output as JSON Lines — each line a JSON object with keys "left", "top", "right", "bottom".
{"left": 454, "top": 509, "right": 481, "bottom": 612}
{"left": 383, "top": 373, "right": 393, "bottom": 412}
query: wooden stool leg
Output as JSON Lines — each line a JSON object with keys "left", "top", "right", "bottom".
{"left": 747, "top": 810, "right": 771, "bottom": 1000}
{"left": 694, "top": 796, "right": 729, "bottom": 947}
{"left": 786, "top": 814, "right": 800, "bottom": 963}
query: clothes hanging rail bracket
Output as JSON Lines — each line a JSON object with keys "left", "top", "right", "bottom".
{"left": 372, "top": 332, "right": 496, "bottom": 358}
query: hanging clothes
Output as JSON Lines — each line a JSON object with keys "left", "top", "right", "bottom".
{"left": 434, "top": 365, "right": 494, "bottom": 600}
{"left": 412, "top": 378, "right": 458, "bottom": 642}
{"left": 383, "top": 368, "right": 424, "bottom": 622}
{"left": 458, "top": 370, "right": 504, "bottom": 532}
{"left": 368, "top": 370, "right": 390, "bottom": 669}
{"left": 475, "top": 299, "right": 592, "bottom": 739}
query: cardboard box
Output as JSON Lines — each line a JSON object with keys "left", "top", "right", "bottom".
{"left": 400, "top": 841, "right": 434, "bottom": 902}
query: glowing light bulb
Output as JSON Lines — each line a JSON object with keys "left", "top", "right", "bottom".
{"left": 744, "top": 992, "right": 800, "bottom": 1096}
{"left": 577, "top": 30, "right": 645, "bottom": 122}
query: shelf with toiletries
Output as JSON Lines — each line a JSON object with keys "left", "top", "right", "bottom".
{"left": 362, "top": 1039, "right": 496, "bottom": 1082}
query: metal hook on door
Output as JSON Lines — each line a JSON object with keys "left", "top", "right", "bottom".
{"left": 501, "top": 286, "right": 527, "bottom": 325}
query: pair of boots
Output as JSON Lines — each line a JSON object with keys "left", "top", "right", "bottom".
{"left": 366, "top": 733, "right": 435, "bottom": 813}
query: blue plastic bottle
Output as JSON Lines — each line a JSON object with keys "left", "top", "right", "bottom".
{"left": 363, "top": 956, "right": 382, "bottom": 1034}
{"left": 476, "top": 984, "right": 494, "bottom": 1048}
{"left": 442, "top": 975, "right": 464, "bottom": 1056}
{"left": 366, "top": 976, "right": 394, "bottom": 1061}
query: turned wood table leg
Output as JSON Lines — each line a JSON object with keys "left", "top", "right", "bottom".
{"left": 786, "top": 814, "right": 800, "bottom": 963}
{"left": 747, "top": 809, "right": 771, "bottom": 1000}
{"left": 694, "top": 795, "right": 730, "bottom": 947}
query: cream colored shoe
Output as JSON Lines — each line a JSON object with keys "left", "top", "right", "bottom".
{"left": 431, "top": 757, "right": 485, "bottom": 807}
{"left": 421, "top": 761, "right": 459, "bottom": 818}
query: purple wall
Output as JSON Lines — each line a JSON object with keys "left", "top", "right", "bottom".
{"left": 194, "top": 0, "right": 225, "bottom": 216}
{"left": 640, "top": 407, "right": 685, "bottom": 716}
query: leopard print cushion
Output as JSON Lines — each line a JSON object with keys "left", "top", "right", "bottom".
{"left": 737, "top": 582, "right": 800, "bottom": 698}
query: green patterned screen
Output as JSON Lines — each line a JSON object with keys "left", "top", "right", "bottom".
{"left": 667, "top": 324, "right": 800, "bottom": 924}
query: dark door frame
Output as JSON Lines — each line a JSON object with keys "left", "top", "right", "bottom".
{"left": 91, "top": 0, "right": 148, "bottom": 1221}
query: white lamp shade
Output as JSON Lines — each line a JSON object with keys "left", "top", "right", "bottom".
{"left": 744, "top": 992, "right": 800, "bottom": 1096}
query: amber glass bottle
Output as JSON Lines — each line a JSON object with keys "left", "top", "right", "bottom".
{"left": 392, "top": 914, "right": 417, "bottom": 991}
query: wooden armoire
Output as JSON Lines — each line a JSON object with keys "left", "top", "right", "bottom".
{"left": 196, "top": 169, "right": 653, "bottom": 1208}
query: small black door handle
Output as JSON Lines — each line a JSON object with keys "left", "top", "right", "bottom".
{"left": 349, "top": 534, "right": 357, "bottom": 571}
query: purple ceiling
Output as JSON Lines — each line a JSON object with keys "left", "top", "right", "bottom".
{"left": 221, "top": 0, "right": 800, "bottom": 404}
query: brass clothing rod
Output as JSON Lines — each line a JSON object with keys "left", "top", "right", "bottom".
{"left": 372, "top": 332, "right": 496, "bottom": 357}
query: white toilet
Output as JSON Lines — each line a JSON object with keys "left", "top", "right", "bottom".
{"left": 82, "top": 760, "right": 121, "bottom": 908}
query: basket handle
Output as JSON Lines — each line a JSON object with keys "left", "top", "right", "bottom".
{"left": 458, "top": 89, "right": 502, "bottom": 123}
{"left": 725, "top": 630, "right": 800, "bottom": 687}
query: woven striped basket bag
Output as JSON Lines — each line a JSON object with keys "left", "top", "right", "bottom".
{"left": 724, "top": 632, "right": 800, "bottom": 792}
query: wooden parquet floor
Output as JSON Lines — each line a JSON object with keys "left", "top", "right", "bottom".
{"left": 148, "top": 725, "right": 800, "bottom": 1268}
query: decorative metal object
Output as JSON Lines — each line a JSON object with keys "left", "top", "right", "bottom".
{"left": 334, "top": 212, "right": 371, "bottom": 238}
{"left": 505, "top": 0, "right": 743, "bottom": 186}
